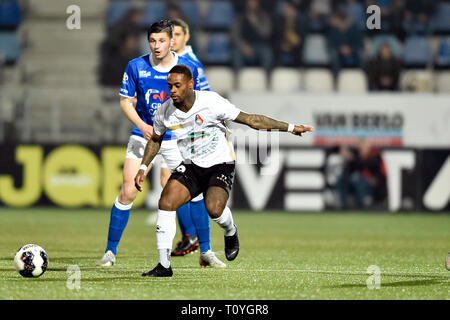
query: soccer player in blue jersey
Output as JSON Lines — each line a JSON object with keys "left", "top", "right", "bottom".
{"left": 97, "top": 19, "right": 226, "bottom": 268}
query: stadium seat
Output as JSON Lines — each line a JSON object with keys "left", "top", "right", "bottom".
{"left": 303, "top": 35, "right": 330, "bottom": 66}
{"left": 205, "top": 66, "right": 234, "bottom": 94}
{"left": 342, "top": 1, "right": 365, "bottom": 30}
{"left": 371, "top": 34, "right": 402, "bottom": 58}
{"left": 237, "top": 67, "right": 267, "bottom": 91}
{"left": 203, "top": 1, "right": 233, "bottom": 30}
{"left": 0, "top": 0, "right": 21, "bottom": 29}
{"left": 0, "top": 32, "right": 20, "bottom": 63}
{"left": 270, "top": 68, "right": 302, "bottom": 92}
{"left": 303, "top": 69, "right": 334, "bottom": 92}
{"left": 400, "top": 70, "right": 434, "bottom": 92}
{"left": 179, "top": 1, "right": 202, "bottom": 25}
{"left": 436, "top": 37, "right": 450, "bottom": 68}
{"left": 433, "top": 3, "right": 450, "bottom": 34}
{"left": 435, "top": 72, "right": 450, "bottom": 93}
{"left": 202, "top": 32, "right": 231, "bottom": 64}
{"left": 403, "top": 36, "right": 432, "bottom": 67}
{"left": 143, "top": 1, "right": 167, "bottom": 27}
{"left": 106, "top": 1, "right": 132, "bottom": 27}
{"left": 337, "top": 69, "right": 368, "bottom": 93}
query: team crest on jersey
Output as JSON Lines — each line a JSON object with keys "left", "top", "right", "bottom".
{"left": 195, "top": 114, "right": 204, "bottom": 125}
{"left": 153, "top": 91, "right": 169, "bottom": 102}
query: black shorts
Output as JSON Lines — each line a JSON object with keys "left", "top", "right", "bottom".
{"left": 168, "top": 161, "right": 235, "bottom": 199}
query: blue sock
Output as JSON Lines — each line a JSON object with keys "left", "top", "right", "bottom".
{"left": 106, "top": 198, "right": 131, "bottom": 255}
{"left": 190, "top": 199, "right": 211, "bottom": 253}
{"left": 176, "top": 202, "right": 196, "bottom": 237}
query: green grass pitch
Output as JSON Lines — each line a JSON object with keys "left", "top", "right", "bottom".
{"left": 0, "top": 208, "right": 448, "bottom": 300}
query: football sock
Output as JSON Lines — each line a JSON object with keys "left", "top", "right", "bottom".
{"left": 190, "top": 199, "right": 211, "bottom": 253}
{"left": 156, "top": 209, "right": 176, "bottom": 268}
{"left": 176, "top": 202, "right": 197, "bottom": 237}
{"left": 106, "top": 197, "right": 132, "bottom": 255}
{"left": 212, "top": 206, "right": 236, "bottom": 237}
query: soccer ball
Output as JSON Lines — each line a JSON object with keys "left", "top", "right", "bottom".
{"left": 14, "top": 244, "right": 49, "bottom": 278}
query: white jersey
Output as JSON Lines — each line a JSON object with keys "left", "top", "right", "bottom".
{"left": 153, "top": 90, "right": 241, "bottom": 168}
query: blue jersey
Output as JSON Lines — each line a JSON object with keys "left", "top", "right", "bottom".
{"left": 180, "top": 46, "right": 210, "bottom": 92}
{"left": 119, "top": 52, "right": 210, "bottom": 140}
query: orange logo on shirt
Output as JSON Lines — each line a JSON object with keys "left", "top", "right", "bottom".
{"left": 152, "top": 91, "right": 169, "bottom": 102}
{"left": 195, "top": 114, "right": 204, "bottom": 125}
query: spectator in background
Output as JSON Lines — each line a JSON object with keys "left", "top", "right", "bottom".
{"left": 231, "top": 0, "right": 273, "bottom": 71}
{"left": 402, "top": 0, "right": 437, "bottom": 35}
{"left": 336, "top": 140, "right": 387, "bottom": 209}
{"left": 305, "top": 0, "right": 331, "bottom": 33}
{"left": 99, "top": 8, "right": 142, "bottom": 89}
{"left": 273, "top": 0, "right": 306, "bottom": 67}
{"left": 367, "top": 42, "right": 402, "bottom": 91}
{"left": 327, "top": 9, "right": 364, "bottom": 76}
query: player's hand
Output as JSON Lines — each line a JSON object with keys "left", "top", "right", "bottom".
{"left": 139, "top": 123, "right": 154, "bottom": 140}
{"left": 293, "top": 125, "right": 315, "bottom": 136}
{"left": 135, "top": 170, "right": 145, "bottom": 192}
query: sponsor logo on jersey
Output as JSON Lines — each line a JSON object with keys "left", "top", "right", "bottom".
{"left": 139, "top": 70, "right": 152, "bottom": 78}
{"left": 195, "top": 114, "right": 204, "bottom": 125}
{"left": 154, "top": 75, "right": 167, "bottom": 79}
{"left": 122, "top": 72, "right": 128, "bottom": 84}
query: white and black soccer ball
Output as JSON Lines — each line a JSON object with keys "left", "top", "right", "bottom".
{"left": 14, "top": 244, "right": 49, "bottom": 278}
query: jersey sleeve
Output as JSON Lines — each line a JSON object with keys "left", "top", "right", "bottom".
{"left": 119, "top": 62, "right": 137, "bottom": 98}
{"left": 213, "top": 93, "right": 241, "bottom": 121}
{"left": 189, "top": 62, "right": 210, "bottom": 91}
{"left": 153, "top": 105, "right": 167, "bottom": 137}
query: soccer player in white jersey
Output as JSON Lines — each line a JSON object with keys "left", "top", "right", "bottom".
{"left": 152, "top": 18, "right": 211, "bottom": 257}
{"left": 97, "top": 20, "right": 225, "bottom": 269}
{"left": 135, "top": 65, "right": 314, "bottom": 277}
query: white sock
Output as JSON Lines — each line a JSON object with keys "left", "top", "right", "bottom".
{"left": 156, "top": 209, "right": 176, "bottom": 268}
{"left": 212, "top": 206, "right": 236, "bottom": 237}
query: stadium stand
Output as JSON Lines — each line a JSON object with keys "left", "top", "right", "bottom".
{"left": 237, "top": 67, "right": 267, "bottom": 91}
{"left": 1, "top": 0, "right": 450, "bottom": 145}
{"left": 337, "top": 69, "right": 368, "bottom": 93}
{"left": 205, "top": 66, "right": 235, "bottom": 95}
{"left": 302, "top": 34, "right": 331, "bottom": 67}
{"left": 270, "top": 67, "right": 302, "bottom": 93}
{"left": 303, "top": 68, "right": 334, "bottom": 92}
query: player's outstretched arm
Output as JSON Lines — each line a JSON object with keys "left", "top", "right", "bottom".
{"left": 233, "top": 111, "right": 314, "bottom": 136}
{"left": 134, "top": 133, "right": 164, "bottom": 192}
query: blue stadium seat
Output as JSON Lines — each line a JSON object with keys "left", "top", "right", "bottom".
{"left": 203, "top": 1, "right": 233, "bottom": 30}
{"left": 371, "top": 34, "right": 402, "bottom": 59}
{"left": 436, "top": 37, "right": 450, "bottom": 67}
{"left": 106, "top": 1, "right": 132, "bottom": 27}
{"left": 0, "top": 32, "right": 20, "bottom": 63}
{"left": 179, "top": 1, "right": 202, "bottom": 25}
{"left": 203, "top": 33, "right": 231, "bottom": 64}
{"left": 434, "top": 3, "right": 450, "bottom": 33}
{"left": 342, "top": 1, "right": 365, "bottom": 30}
{"left": 403, "top": 36, "right": 431, "bottom": 67}
{"left": 303, "top": 35, "right": 330, "bottom": 66}
{"left": 0, "top": 0, "right": 21, "bottom": 29}
{"left": 143, "top": 1, "right": 167, "bottom": 27}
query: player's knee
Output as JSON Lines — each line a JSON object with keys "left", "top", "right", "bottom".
{"left": 158, "top": 196, "right": 177, "bottom": 211}
{"left": 205, "top": 201, "right": 224, "bottom": 219}
{"left": 119, "top": 182, "right": 138, "bottom": 204}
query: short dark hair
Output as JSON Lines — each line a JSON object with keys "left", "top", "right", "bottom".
{"left": 172, "top": 18, "right": 190, "bottom": 35}
{"left": 147, "top": 19, "right": 173, "bottom": 41}
{"left": 169, "top": 64, "right": 193, "bottom": 80}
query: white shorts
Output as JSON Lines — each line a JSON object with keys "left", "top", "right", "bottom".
{"left": 125, "top": 135, "right": 182, "bottom": 170}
